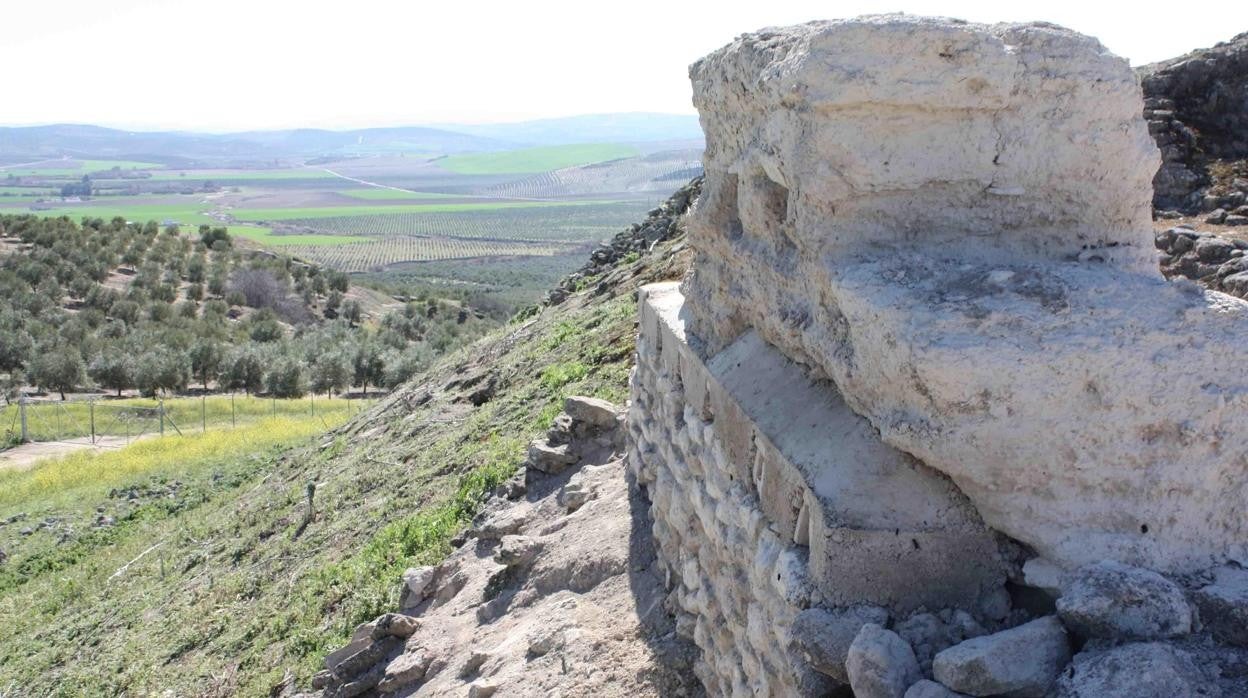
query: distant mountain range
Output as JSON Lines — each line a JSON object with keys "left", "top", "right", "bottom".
{"left": 0, "top": 113, "right": 703, "bottom": 167}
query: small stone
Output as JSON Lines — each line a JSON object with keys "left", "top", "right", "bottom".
{"left": 1195, "top": 236, "right": 1237, "bottom": 263}
{"left": 904, "top": 680, "right": 970, "bottom": 698}
{"left": 1191, "top": 565, "right": 1248, "bottom": 647}
{"left": 1022, "top": 557, "right": 1065, "bottom": 595}
{"left": 399, "top": 566, "right": 435, "bottom": 611}
{"left": 563, "top": 396, "right": 619, "bottom": 428}
{"left": 377, "top": 650, "right": 433, "bottom": 693}
{"left": 325, "top": 621, "right": 377, "bottom": 672}
{"left": 471, "top": 509, "right": 528, "bottom": 540}
{"left": 1206, "top": 208, "right": 1228, "bottom": 224}
{"left": 895, "top": 611, "right": 985, "bottom": 675}
{"left": 1056, "top": 561, "right": 1191, "bottom": 640}
{"left": 467, "top": 683, "right": 498, "bottom": 698}
{"left": 526, "top": 439, "right": 578, "bottom": 474}
{"left": 370, "top": 613, "right": 420, "bottom": 639}
{"left": 790, "top": 605, "right": 890, "bottom": 681}
{"left": 1052, "top": 642, "right": 1212, "bottom": 697}
{"left": 1225, "top": 215, "right": 1248, "bottom": 226}
{"left": 933, "top": 616, "right": 1070, "bottom": 698}
{"left": 846, "top": 623, "right": 922, "bottom": 698}
{"left": 493, "top": 535, "right": 541, "bottom": 567}
{"left": 459, "top": 650, "right": 490, "bottom": 678}
{"left": 558, "top": 476, "right": 595, "bottom": 513}
{"left": 527, "top": 627, "right": 566, "bottom": 657}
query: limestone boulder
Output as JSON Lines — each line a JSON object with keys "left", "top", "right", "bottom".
{"left": 525, "top": 439, "right": 577, "bottom": 474}
{"left": 845, "top": 623, "right": 922, "bottom": 698}
{"left": 1056, "top": 561, "right": 1191, "bottom": 640}
{"left": 1052, "top": 642, "right": 1218, "bottom": 698}
{"left": 932, "top": 616, "right": 1070, "bottom": 698}
{"left": 563, "top": 396, "right": 619, "bottom": 429}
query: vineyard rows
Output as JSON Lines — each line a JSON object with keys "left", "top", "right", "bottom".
{"left": 283, "top": 236, "right": 580, "bottom": 272}
{"left": 282, "top": 201, "right": 650, "bottom": 243}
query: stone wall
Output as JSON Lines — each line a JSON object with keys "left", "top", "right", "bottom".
{"left": 629, "top": 283, "right": 1016, "bottom": 695}
{"left": 628, "top": 14, "right": 1248, "bottom": 698}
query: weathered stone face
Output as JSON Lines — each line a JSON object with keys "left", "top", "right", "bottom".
{"left": 688, "top": 15, "right": 1161, "bottom": 274}
{"left": 682, "top": 14, "right": 1248, "bottom": 574}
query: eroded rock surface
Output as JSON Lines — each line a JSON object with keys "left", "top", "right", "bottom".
{"left": 314, "top": 399, "right": 701, "bottom": 697}
{"left": 682, "top": 14, "right": 1248, "bottom": 574}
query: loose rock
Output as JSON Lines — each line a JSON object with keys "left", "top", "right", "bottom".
{"left": 845, "top": 623, "right": 922, "bottom": 698}
{"left": 1052, "top": 642, "right": 1217, "bottom": 698}
{"left": 790, "top": 605, "right": 890, "bottom": 681}
{"left": 932, "top": 616, "right": 1070, "bottom": 698}
{"left": 1191, "top": 565, "right": 1248, "bottom": 647}
{"left": 1056, "top": 561, "right": 1191, "bottom": 640}
{"left": 563, "top": 396, "right": 619, "bottom": 429}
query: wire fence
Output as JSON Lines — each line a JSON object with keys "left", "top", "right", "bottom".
{"left": 1, "top": 394, "right": 373, "bottom": 447}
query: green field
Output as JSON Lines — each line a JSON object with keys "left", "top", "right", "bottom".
{"left": 0, "top": 201, "right": 218, "bottom": 225}
{"left": 0, "top": 159, "right": 165, "bottom": 176}
{"left": 339, "top": 188, "right": 453, "bottom": 200}
{"left": 229, "top": 200, "right": 580, "bottom": 221}
{"left": 438, "top": 144, "right": 640, "bottom": 175}
{"left": 144, "top": 169, "right": 337, "bottom": 182}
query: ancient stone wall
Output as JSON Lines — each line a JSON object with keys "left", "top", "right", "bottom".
{"left": 629, "top": 283, "right": 1018, "bottom": 695}
{"left": 628, "top": 14, "right": 1248, "bottom": 698}
{"left": 681, "top": 15, "right": 1248, "bottom": 575}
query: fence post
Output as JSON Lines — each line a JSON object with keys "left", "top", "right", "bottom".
{"left": 90, "top": 399, "right": 96, "bottom": 445}
{"left": 159, "top": 398, "right": 165, "bottom": 437}
{"left": 18, "top": 396, "right": 28, "bottom": 443}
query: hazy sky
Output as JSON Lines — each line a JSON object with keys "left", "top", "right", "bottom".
{"left": 3, "top": 0, "right": 1243, "bottom": 132}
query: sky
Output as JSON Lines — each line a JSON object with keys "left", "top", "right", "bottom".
{"left": 2, "top": 0, "right": 1244, "bottom": 132}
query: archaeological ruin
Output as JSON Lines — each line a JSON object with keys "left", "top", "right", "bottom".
{"left": 628, "top": 15, "right": 1248, "bottom": 697}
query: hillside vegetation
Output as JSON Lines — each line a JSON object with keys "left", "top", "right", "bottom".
{"left": 0, "top": 184, "right": 696, "bottom": 695}
{"left": 0, "top": 214, "right": 494, "bottom": 401}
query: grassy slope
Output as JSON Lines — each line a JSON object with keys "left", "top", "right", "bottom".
{"left": 439, "top": 144, "right": 640, "bottom": 175}
{"left": 0, "top": 227, "right": 691, "bottom": 696}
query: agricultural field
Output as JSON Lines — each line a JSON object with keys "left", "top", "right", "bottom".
{"left": 277, "top": 202, "right": 647, "bottom": 241}
{"left": 0, "top": 142, "right": 698, "bottom": 312}
{"left": 437, "top": 143, "right": 640, "bottom": 174}
{"left": 281, "top": 237, "right": 581, "bottom": 273}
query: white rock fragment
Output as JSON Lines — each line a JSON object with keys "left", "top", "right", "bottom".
{"left": 563, "top": 396, "right": 619, "bottom": 428}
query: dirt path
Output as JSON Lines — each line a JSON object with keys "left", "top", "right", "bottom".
{"left": 0, "top": 435, "right": 152, "bottom": 471}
